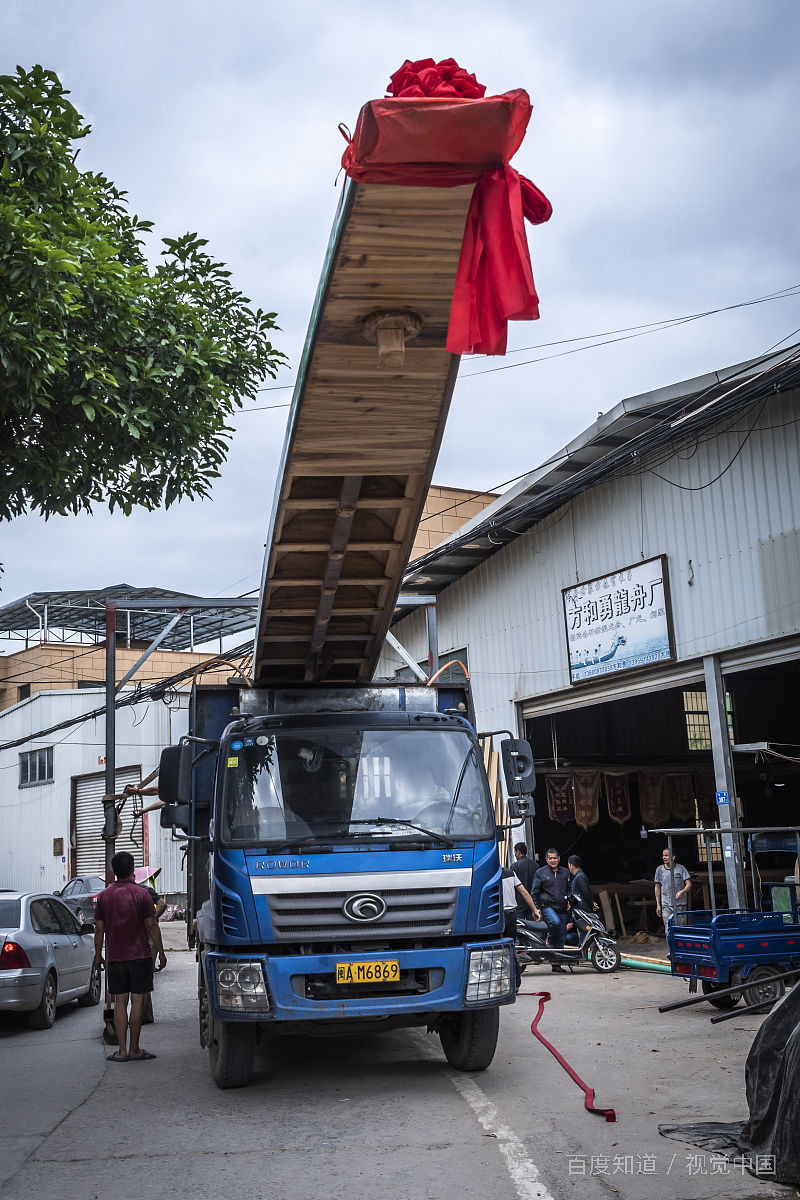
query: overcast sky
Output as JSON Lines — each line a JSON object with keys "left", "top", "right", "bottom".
{"left": 2, "top": 0, "right": 800, "bottom": 611}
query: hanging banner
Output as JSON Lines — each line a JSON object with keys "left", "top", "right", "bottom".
{"left": 573, "top": 771, "right": 600, "bottom": 829}
{"left": 562, "top": 555, "right": 675, "bottom": 685}
{"left": 639, "top": 771, "right": 669, "bottom": 825}
{"left": 666, "top": 772, "right": 694, "bottom": 821}
{"left": 603, "top": 772, "right": 631, "bottom": 825}
{"left": 546, "top": 773, "right": 574, "bottom": 825}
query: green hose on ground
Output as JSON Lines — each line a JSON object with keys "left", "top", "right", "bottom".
{"left": 620, "top": 955, "right": 673, "bottom": 973}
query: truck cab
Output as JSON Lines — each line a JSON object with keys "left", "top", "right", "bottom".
{"left": 160, "top": 684, "right": 532, "bottom": 1086}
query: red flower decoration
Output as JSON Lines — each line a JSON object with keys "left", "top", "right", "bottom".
{"left": 388, "top": 58, "right": 486, "bottom": 100}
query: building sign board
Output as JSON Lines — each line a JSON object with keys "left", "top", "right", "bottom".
{"left": 563, "top": 555, "right": 675, "bottom": 684}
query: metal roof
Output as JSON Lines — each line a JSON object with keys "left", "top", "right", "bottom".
{"left": 0, "top": 584, "right": 257, "bottom": 650}
{"left": 400, "top": 342, "right": 800, "bottom": 604}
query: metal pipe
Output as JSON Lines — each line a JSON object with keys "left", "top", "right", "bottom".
{"left": 620, "top": 956, "right": 672, "bottom": 973}
{"left": 705, "top": 831, "right": 716, "bottom": 918}
{"left": 659, "top": 966, "right": 800, "bottom": 1012}
{"left": 703, "top": 654, "right": 746, "bottom": 908}
{"left": 425, "top": 602, "right": 439, "bottom": 679}
{"left": 104, "top": 602, "right": 117, "bottom": 882}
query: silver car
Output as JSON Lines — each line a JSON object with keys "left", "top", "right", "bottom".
{"left": 0, "top": 891, "right": 101, "bottom": 1028}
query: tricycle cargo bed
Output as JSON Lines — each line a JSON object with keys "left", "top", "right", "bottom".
{"left": 669, "top": 908, "right": 800, "bottom": 985}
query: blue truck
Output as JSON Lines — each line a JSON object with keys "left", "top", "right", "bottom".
{"left": 159, "top": 682, "right": 533, "bottom": 1087}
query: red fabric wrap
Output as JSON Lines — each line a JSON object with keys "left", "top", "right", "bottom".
{"left": 340, "top": 61, "right": 551, "bottom": 356}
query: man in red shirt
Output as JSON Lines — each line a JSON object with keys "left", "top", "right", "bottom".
{"left": 94, "top": 851, "right": 167, "bottom": 1061}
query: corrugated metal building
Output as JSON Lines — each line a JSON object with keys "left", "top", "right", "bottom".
{"left": 380, "top": 345, "right": 800, "bottom": 900}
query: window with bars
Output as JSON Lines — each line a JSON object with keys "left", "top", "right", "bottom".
{"left": 19, "top": 746, "right": 54, "bottom": 787}
{"left": 683, "top": 689, "right": 734, "bottom": 752}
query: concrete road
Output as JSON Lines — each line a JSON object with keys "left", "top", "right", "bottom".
{"left": 0, "top": 933, "right": 793, "bottom": 1200}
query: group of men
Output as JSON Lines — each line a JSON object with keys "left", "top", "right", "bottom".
{"left": 503, "top": 842, "right": 693, "bottom": 985}
{"left": 502, "top": 842, "right": 597, "bottom": 983}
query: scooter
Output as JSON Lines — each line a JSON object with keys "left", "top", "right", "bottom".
{"left": 515, "top": 904, "right": 621, "bottom": 974}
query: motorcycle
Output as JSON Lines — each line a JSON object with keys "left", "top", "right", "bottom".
{"left": 515, "top": 904, "right": 621, "bottom": 974}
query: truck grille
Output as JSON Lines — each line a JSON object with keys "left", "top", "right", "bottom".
{"left": 268, "top": 886, "right": 458, "bottom": 942}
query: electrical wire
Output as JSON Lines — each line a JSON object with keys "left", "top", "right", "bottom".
{"left": 646, "top": 399, "right": 768, "bottom": 492}
{"left": 242, "top": 281, "right": 800, "bottom": 398}
{"left": 0, "top": 640, "right": 253, "bottom": 754}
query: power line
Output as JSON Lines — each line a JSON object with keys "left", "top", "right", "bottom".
{"left": 0, "top": 641, "right": 253, "bottom": 754}
{"left": 244, "top": 281, "right": 800, "bottom": 400}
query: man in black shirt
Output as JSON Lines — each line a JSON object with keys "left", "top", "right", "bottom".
{"left": 512, "top": 842, "right": 536, "bottom": 919}
{"left": 567, "top": 854, "right": 597, "bottom": 912}
{"left": 531, "top": 847, "right": 571, "bottom": 972}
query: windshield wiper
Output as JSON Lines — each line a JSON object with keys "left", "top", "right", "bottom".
{"left": 262, "top": 818, "right": 455, "bottom": 850}
{"left": 347, "top": 817, "right": 454, "bottom": 846}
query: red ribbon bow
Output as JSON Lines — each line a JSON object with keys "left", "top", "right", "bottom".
{"left": 341, "top": 59, "right": 552, "bottom": 356}
{"left": 388, "top": 57, "right": 486, "bottom": 100}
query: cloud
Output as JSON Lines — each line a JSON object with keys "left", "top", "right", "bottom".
{"left": 2, "top": 0, "right": 800, "bottom": 604}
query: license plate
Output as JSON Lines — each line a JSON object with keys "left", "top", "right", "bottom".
{"left": 335, "top": 960, "right": 400, "bottom": 984}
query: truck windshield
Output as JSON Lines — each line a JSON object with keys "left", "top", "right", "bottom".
{"left": 221, "top": 727, "right": 493, "bottom": 846}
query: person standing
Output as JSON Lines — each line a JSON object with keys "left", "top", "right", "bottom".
{"left": 654, "top": 847, "right": 692, "bottom": 936}
{"left": 502, "top": 866, "right": 537, "bottom": 990}
{"left": 94, "top": 851, "right": 166, "bottom": 1062}
{"left": 531, "top": 847, "right": 571, "bottom": 972}
{"left": 512, "top": 842, "right": 537, "bottom": 919}
{"left": 566, "top": 854, "right": 598, "bottom": 912}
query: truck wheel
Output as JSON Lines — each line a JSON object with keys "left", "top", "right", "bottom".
{"left": 702, "top": 970, "right": 742, "bottom": 1010}
{"left": 77, "top": 963, "right": 102, "bottom": 1007}
{"left": 438, "top": 1007, "right": 499, "bottom": 1071}
{"left": 208, "top": 1018, "right": 256, "bottom": 1088}
{"left": 590, "top": 940, "right": 620, "bottom": 973}
{"left": 743, "top": 965, "right": 785, "bottom": 1013}
{"left": 29, "top": 971, "right": 58, "bottom": 1029}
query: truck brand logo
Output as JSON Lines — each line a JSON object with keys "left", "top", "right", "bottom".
{"left": 252, "top": 860, "right": 311, "bottom": 871}
{"left": 442, "top": 853, "right": 463, "bottom": 863}
{"left": 342, "top": 893, "right": 386, "bottom": 922}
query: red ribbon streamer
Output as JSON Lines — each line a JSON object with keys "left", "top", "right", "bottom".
{"left": 340, "top": 59, "right": 552, "bottom": 356}
{"left": 524, "top": 990, "right": 617, "bottom": 1122}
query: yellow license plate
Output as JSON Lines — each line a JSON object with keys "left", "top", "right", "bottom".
{"left": 335, "top": 960, "right": 400, "bottom": 984}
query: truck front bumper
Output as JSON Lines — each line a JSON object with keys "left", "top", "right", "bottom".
{"left": 203, "top": 941, "right": 515, "bottom": 1022}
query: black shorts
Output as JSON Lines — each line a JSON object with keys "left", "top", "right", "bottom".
{"left": 107, "top": 956, "right": 154, "bottom": 995}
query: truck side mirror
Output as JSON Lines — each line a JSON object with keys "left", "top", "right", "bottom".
{"left": 158, "top": 744, "right": 192, "bottom": 805}
{"left": 501, "top": 738, "right": 536, "bottom": 798}
{"left": 160, "top": 803, "right": 191, "bottom": 834}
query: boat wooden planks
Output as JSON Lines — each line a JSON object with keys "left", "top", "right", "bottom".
{"left": 252, "top": 180, "right": 473, "bottom": 685}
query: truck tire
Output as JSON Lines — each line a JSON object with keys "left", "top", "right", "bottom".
{"left": 438, "top": 1007, "right": 499, "bottom": 1071}
{"left": 743, "top": 965, "right": 785, "bottom": 1013}
{"left": 29, "top": 971, "right": 58, "bottom": 1029}
{"left": 208, "top": 1018, "right": 256, "bottom": 1088}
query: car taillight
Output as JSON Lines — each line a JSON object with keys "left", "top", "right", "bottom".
{"left": 1, "top": 941, "right": 31, "bottom": 969}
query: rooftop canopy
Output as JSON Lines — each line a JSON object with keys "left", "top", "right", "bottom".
{"left": 0, "top": 584, "right": 257, "bottom": 650}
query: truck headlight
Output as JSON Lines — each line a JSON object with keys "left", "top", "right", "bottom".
{"left": 213, "top": 959, "right": 270, "bottom": 1013}
{"left": 465, "top": 947, "right": 512, "bottom": 1002}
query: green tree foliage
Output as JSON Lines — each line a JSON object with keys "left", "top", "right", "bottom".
{"left": 0, "top": 65, "right": 286, "bottom": 520}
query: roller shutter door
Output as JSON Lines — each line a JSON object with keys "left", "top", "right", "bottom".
{"left": 74, "top": 766, "right": 143, "bottom": 874}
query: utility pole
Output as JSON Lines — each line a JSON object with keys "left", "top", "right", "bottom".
{"left": 104, "top": 601, "right": 117, "bottom": 881}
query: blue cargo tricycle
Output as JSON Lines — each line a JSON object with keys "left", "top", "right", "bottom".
{"left": 659, "top": 825, "right": 800, "bottom": 1012}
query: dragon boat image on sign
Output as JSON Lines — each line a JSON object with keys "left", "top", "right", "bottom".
{"left": 563, "top": 555, "right": 675, "bottom": 684}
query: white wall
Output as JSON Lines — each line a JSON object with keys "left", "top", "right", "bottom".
{"left": 0, "top": 688, "right": 188, "bottom": 895}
